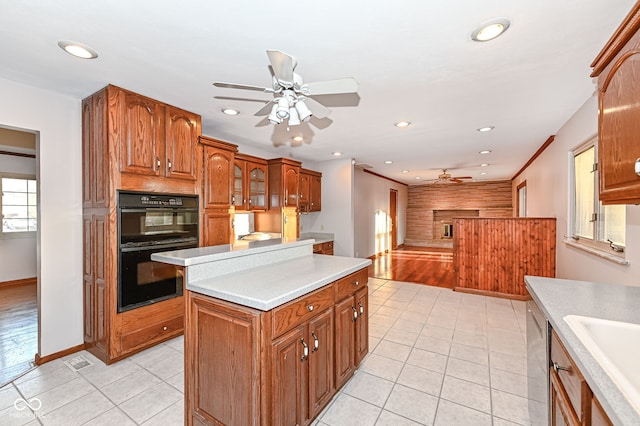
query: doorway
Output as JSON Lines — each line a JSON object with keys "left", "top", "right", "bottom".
{"left": 0, "top": 126, "right": 38, "bottom": 385}
{"left": 389, "top": 189, "right": 398, "bottom": 250}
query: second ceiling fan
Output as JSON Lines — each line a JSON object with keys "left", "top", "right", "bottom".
{"left": 213, "top": 50, "right": 359, "bottom": 126}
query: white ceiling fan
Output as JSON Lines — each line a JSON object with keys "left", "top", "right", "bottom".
{"left": 213, "top": 50, "right": 359, "bottom": 126}
{"left": 428, "top": 169, "right": 473, "bottom": 184}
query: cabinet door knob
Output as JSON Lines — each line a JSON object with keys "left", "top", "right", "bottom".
{"left": 300, "top": 338, "right": 309, "bottom": 361}
{"left": 307, "top": 305, "right": 314, "bottom": 312}
{"left": 353, "top": 280, "right": 359, "bottom": 286}
{"left": 352, "top": 306, "right": 358, "bottom": 322}
{"left": 311, "top": 332, "right": 319, "bottom": 352}
{"left": 163, "top": 326, "right": 168, "bottom": 331}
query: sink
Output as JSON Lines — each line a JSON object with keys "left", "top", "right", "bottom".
{"left": 564, "top": 315, "right": 640, "bottom": 414}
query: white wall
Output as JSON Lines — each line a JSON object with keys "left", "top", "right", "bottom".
{"left": 298, "top": 158, "right": 355, "bottom": 257}
{"left": 513, "top": 95, "right": 640, "bottom": 286}
{"left": 0, "top": 77, "right": 84, "bottom": 357}
{"left": 0, "top": 153, "right": 37, "bottom": 282}
{"left": 353, "top": 168, "right": 408, "bottom": 259}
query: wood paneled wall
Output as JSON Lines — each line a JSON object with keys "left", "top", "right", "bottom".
{"left": 453, "top": 218, "right": 556, "bottom": 299}
{"left": 406, "top": 181, "right": 513, "bottom": 245}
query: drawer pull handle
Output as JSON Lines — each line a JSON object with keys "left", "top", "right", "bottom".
{"left": 163, "top": 326, "right": 168, "bottom": 331}
{"left": 358, "top": 301, "right": 365, "bottom": 315}
{"left": 301, "top": 338, "right": 309, "bottom": 361}
{"left": 352, "top": 306, "right": 358, "bottom": 322}
{"left": 312, "top": 332, "right": 319, "bottom": 352}
{"left": 307, "top": 305, "right": 314, "bottom": 312}
{"left": 552, "top": 362, "right": 570, "bottom": 374}
{"left": 156, "top": 158, "right": 161, "bottom": 168}
{"left": 353, "top": 280, "right": 359, "bottom": 286}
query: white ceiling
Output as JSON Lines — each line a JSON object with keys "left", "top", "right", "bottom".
{"left": 0, "top": 1, "right": 635, "bottom": 184}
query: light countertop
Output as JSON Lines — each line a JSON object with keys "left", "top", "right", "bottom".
{"left": 299, "top": 232, "right": 334, "bottom": 245}
{"left": 525, "top": 276, "right": 640, "bottom": 425}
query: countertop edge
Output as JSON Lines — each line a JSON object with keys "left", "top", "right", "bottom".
{"left": 525, "top": 275, "right": 640, "bottom": 425}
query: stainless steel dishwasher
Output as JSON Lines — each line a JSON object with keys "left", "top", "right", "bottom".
{"left": 527, "top": 298, "right": 549, "bottom": 425}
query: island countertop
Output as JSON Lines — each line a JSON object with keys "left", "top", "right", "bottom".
{"left": 525, "top": 276, "right": 640, "bottom": 425}
{"left": 152, "top": 239, "right": 371, "bottom": 311}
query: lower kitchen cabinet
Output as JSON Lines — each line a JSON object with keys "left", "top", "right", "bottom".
{"left": 313, "top": 241, "right": 334, "bottom": 255}
{"left": 185, "top": 267, "right": 368, "bottom": 426}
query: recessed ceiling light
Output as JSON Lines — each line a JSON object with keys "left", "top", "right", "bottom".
{"left": 481, "top": 163, "right": 489, "bottom": 167}
{"left": 415, "top": 176, "right": 421, "bottom": 180}
{"left": 395, "top": 121, "right": 411, "bottom": 128}
{"left": 479, "top": 150, "right": 492, "bottom": 155}
{"left": 222, "top": 108, "right": 239, "bottom": 116}
{"left": 402, "top": 170, "right": 409, "bottom": 173}
{"left": 385, "top": 160, "right": 393, "bottom": 164}
{"left": 477, "top": 126, "right": 495, "bottom": 132}
{"left": 481, "top": 172, "right": 488, "bottom": 175}
{"left": 471, "top": 17, "right": 511, "bottom": 42}
{"left": 57, "top": 40, "right": 98, "bottom": 59}
{"left": 332, "top": 152, "right": 342, "bottom": 156}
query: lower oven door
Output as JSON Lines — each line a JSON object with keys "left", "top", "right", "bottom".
{"left": 118, "top": 241, "right": 195, "bottom": 312}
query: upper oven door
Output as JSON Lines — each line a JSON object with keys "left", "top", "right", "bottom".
{"left": 119, "top": 207, "right": 198, "bottom": 245}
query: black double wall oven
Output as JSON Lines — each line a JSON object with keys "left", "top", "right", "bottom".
{"left": 117, "top": 191, "right": 198, "bottom": 313}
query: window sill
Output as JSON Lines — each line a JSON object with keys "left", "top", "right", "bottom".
{"left": 563, "top": 239, "right": 630, "bottom": 266}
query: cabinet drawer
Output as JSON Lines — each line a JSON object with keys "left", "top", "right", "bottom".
{"left": 334, "top": 269, "right": 368, "bottom": 302}
{"left": 322, "top": 241, "right": 334, "bottom": 255}
{"left": 121, "top": 315, "right": 183, "bottom": 352}
{"left": 551, "top": 329, "right": 587, "bottom": 421}
{"left": 272, "top": 286, "right": 333, "bottom": 338}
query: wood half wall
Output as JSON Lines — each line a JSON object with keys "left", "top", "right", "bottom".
{"left": 453, "top": 217, "right": 556, "bottom": 299}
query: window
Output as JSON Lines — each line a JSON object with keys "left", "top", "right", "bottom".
{"left": 516, "top": 181, "right": 527, "bottom": 217}
{"left": 1, "top": 174, "right": 37, "bottom": 237}
{"left": 571, "top": 140, "right": 625, "bottom": 254}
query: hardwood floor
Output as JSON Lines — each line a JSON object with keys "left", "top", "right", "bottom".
{"left": 368, "top": 246, "right": 454, "bottom": 288}
{"left": 0, "top": 283, "right": 37, "bottom": 385}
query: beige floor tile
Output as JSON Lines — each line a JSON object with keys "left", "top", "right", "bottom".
{"left": 141, "top": 399, "right": 183, "bottom": 425}
{"left": 490, "top": 368, "right": 528, "bottom": 398}
{"left": 449, "top": 342, "right": 489, "bottom": 366}
{"left": 320, "top": 393, "right": 381, "bottom": 426}
{"left": 383, "top": 329, "right": 419, "bottom": 347}
{"left": 16, "top": 363, "right": 79, "bottom": 398}
{"left": 375, "top": 409, "right": 422, "bottom": 425}
{"left": 0, "top": 384, "right": 21, "bottom": 410}
{"left": 440, "top": 375, "right": 491, "bottom": 414}
{"left": 40, "top": 390, "right": 113, "bottom": 425}
{"left": 343, "top": 371, "right": 394, "bottom": 407}
{"left": 165, "top": 370, "right": 184, "bottom": 393}
{"left": 414, "top": 335, "right": 451, "bottom": 356}
{"left": 489, "top": 351, "right": 527, "bottom": 376}
{"left": 144, "top": 351, "right": 184, "bottom": 380}
{"left": 405, "top": 347, "right": 448, "bottom": 374}
{"left": 83, "top": 407, "right": 137, "bottom": 426}
{"left": 373, "top": 340, "right": 412, "bottom": 363}
{"left": 99, "top": 368, "right": 162, "bottom": 405}
{"left": 491, "top": 388, "right": 533, "bottom": 425}
{"left": 446, "top": 357, "right": 490, "bottom": 386}
{"left": 384, "top": 383, "right": 438, "bottom": 424}
{"left": 128, "top": 344, "right": 180, "bottom": 369}
{"left": 359, "top": 354, "right": 404, "bottom": 382}
{"left": 434, "top": 398, "right": 492, "bottom": 426}
{"left": 34, "top": 376, "right": 95, "bottom": 416}
{"left": 79, "top": 359, "right": 142, "bottom": 389}
{"left": 118, "top": 382, "right": 182, "bottom": 424}
{"left": 396, "top": 364, "right": 444, "bottom": 396}
{"left": 391, "top": 319, "right": 424, "bottom": 334}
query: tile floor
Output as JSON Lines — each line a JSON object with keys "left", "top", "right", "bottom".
{"left": 0, "top": 278, "right": 544, "bottom": 425}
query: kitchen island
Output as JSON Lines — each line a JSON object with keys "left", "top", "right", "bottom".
{"left": 152, "top": 238, "right": 371, "bottom": 426}
{"left": 526, "top": 276, "right": 640, "bottom": 425}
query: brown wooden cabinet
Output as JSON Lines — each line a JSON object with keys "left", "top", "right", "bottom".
{"left": 185, "top": 267, "right": 368, "bottom": 425}
{"left": 549, "top": 328, "right": 613, "bottom": 426}
{"left": 268, "top": 158, "right": 301, "bottom": 209}
{"left": 234, "top": 154, "right": 268, "bottom": 211}
{"left": 82, "top": 85, "right": 202, "bottom": 364}
{"left": 300, "top": 168, "right": 322, "bottom": 212}
{"left": 313, "top": 241, "right": 334, "bottom": 255}
{"left": 591, "top": 3, "right": 640, "bottom": 204}
{"left": 200, "top": 136, "right": 237, "bottom": 246}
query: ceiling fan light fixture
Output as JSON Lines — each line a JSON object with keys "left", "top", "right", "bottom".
{"left": 268, "top": 104, "right": 282, "bottom": 124}
{"left": 288, "top": 107, "right": 301, "bottom": 126}
{"left": 471, "top": 17, "right": 510, "bottom": 42}
{"left": 276, "top": 97, "right": 290, "bottom": 119}
{"left": 292, "top": 136, "right": 304, "bottom": 143}
{"left": 295, "top": 100, "right": 312, "bottom": 122}
{"left": 58, "top": 40, "right": 98, "bottom": 59}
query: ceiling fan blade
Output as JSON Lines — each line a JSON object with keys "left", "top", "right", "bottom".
{"left": 451, "top": 176, "right": 472, "bottom": 180}
{"left": 266, "top": 50, "right": 295, "bottom": 88}
{"left": 304, "top": 98, "right": 331, "bottom": 119}
{"left": 254, "top": 101, "right": 274, "bottom": 116}
{"left": 304, "top": 78, "right": 358, "bottom": 95}
{"left": 214, "top": 96, "right": 270, "bottom": 104}
{"left": 213, "top": 81, "right": 274, "bottom": 93}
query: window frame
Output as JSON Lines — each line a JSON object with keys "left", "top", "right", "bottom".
{"left": 568, "top": 137, "right": 625, "bottom": 258}
{"left": 516, "top": 180, "right": 527, "bottom": 217}
{"left": 0, "top": 172, "right": 37, "bottom": 239}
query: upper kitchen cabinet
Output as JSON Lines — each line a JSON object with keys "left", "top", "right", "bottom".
{"left": 117, "top": 86, "right": 201, "bottom": 185}
{"left": 300, "top": 168, "right": 322, "bottom": 212}
{"left": 268, "top": 158, "right": 302, "bottom": 209}
{"left": 234, "top": 154, "right": 268, "bottom": 211}
{"left": 591, "top": 3, "right": 640, "bottom": 204}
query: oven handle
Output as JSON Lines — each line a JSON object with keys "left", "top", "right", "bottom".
{"left": 120, "top": 241, "right": 198, "bottom": 252}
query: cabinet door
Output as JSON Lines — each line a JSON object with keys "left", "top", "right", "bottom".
{"left": 203, "top": 210, "right": 232, "bottom": 246}
{"left": 248, "top": 162, "right": 267, "bottom": 210}
{"left": 203, "top": 146, "right": 233, "bottom": 208}
{"left": 354, "top": 288, "right": 369, "bottom": 366}
{"left": 309, "top": 174, "right": 321, "bottom": 212}
{"left": 233, "top": 160, "right": 245, "bottom": 208}
{"left": 272, "top": 325, "right": 306, "bottom": 426}
{"left": 284, "top": 165, "right": 300, "bottom": 207}
{"left": 307, "top": 308, "right": 334, "bottom": 421}
{"left": 299, "top": 172, "right": 310, "bottom": 211}
{"left": 120, "top": 91, "right": 163, "bottom": 176}
{"left": 165, "top": 105, "right": 199, "bottom": 180}
{"left": 334, "top": 297, "right": 356, "bottom": 389}
{"left": 550, "top": 371, "right": 580, "bottom": 426}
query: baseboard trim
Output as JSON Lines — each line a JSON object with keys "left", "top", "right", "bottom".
{"left": 34, "top": 343, "right": 85, "bottom": 365}
{"left": 0, "top": 277, "right": 37, "bottom": 289}
{"left": 453, "top": 287, "right": 530, "bottom": 301}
